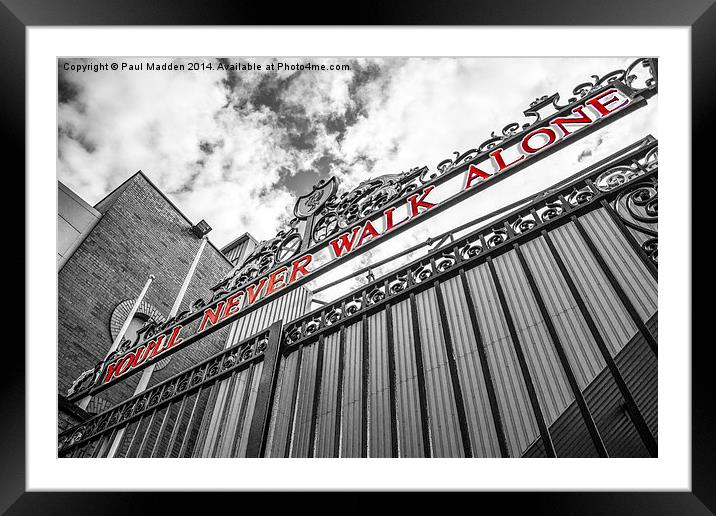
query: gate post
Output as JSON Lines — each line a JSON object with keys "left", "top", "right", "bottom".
{"left": 245, "top": 320, "right": 284, "bottom": 458}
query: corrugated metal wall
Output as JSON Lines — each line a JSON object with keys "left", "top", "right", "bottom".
{"left": 191, "top": 287, "right": 312, "bottom": 457}
{"left": 267, "top": 205, "right": 657, "bottom": 458}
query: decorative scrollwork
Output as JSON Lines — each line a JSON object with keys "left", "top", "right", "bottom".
{"left": 485, "top": 229, "right": 507, "bottom": 248}
{"left": 512, "top": 215, "right": 537, "bottom": 234}
{"left": 366, "top": 287, "right": 386, "bottom": 304}
{"left": 435, "top": 253, "right": 457, "bottom": 272}
{"left": 460, "top": 239, "right": 483, "bottom": 260}
{"left": 412, "top": 263, "right": 433, "bottom": 283}
{"left": 594, "top": 165, "right": 643, "bottom": 192}
{"left": 567, "top": 186, "right": 594, "bottom": 206}
{"left": 312, "top": 166, "right": 429, "bottom": 244}
{"left": 389, "top": 275, "right": 409, "bottom": 294}
{"left": 220, "top": 218, "right": 303, "bottom": 290}
{"left": 538, "top": 201, "right": 564, "bottom": 222}
{"left": 612, "top": 177, "right": 658, "bottom": 265}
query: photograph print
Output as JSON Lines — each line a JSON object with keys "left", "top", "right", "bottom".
{"left": 57, "top": 56, "right": 658, "bottom": 459}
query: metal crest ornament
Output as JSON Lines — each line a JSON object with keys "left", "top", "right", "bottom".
{"left": 294, "top": 177, "right": 337, "bottom": 219}
{"left": 311, "top": 166, "right": 429, "bottom": 244}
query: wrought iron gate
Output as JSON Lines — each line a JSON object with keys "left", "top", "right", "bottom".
{"left": 59, "top": 136, "right": 658, "bottom": 458}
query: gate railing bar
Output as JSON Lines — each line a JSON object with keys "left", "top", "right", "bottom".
{"left": 332, "top": 325, "right": 346, "bottom": 458}
{"left": 384, "top": 303, "right": 400, "bottom": 458}
{"left": 541, "top": 229, "right": 658, "bottom": 457}
{"left": 307, "top": 335, "right": 325, "bottom": 458}
{"left": 360, "top": 314, "right": 369, "bottom": 458}
{"left": 245, "top": 320, "right": 284, "bottom": 458}
{"left": 408, "top": 291, "right": 433, "bottom": 458}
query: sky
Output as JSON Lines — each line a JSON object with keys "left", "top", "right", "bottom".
{"left": 58, "top": 56, "right": 657, "bottom": 303}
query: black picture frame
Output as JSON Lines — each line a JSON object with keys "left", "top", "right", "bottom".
{"left": 9, "top": 1, "right": 712, "bottom": 513}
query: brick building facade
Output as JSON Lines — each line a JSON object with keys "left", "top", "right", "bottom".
{"left": 58, "top": 172, "right": 233, "bottom": 430}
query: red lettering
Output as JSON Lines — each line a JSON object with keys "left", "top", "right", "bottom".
{"left": 164, "top": 325, "right": 184, "bottom": 350}
{"left": 489, "top": 148, "right": 524, "bottom": 172}
{"left": 103, "top": 362, "right": 117, "bottom": 384}
{"left": 407, "top": 186, "right": 436, "bottom": 217}
{"left": 586, "top": 88, "right": 629, "bottom": 116}
{"left": 130, "top": 343, "right": 151, "bottom": 367}
{"left": 289, "top": 254, "right": 313, "bottom": 284}
{"left": 357, "top": 220, "right": 380, "bottom": 248}
{"left": 115, "top": 353, "right": 135, "bottom": 376}
{"left": 199, "top": 301, "right": 225, "bottom": 332}
{"left": 265, "top": 267, "right": 288, "bottom": 296}
{"left": 246, "top": 278, "right": 266, "bottom": 305}
{"left": 384, "top": 207, "right": 409, "bottom": 232}
{"left": 330, "top": 227, "right": 361, "bottom": 258}
{"left": 551, "top": 106, "right": 594, "bottom": 136}
{"left": 521, "top": 127, "right": 557, "bottom": 154}
{"left": 465, "top": 164, "right": 492, "bottom": 189}
{"left": 148, "top": 334, "right": 168, "bottom": 359}
{"left": 222, "top": 291, "right": 244, "bottom": 319}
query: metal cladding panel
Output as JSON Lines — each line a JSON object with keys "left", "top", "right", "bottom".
{"left": 211, "top": 365, "right": 258, "bottom": 457}
{"left": 314, "top": 331, "right": 341, "bottom": 457}
{"left": 340, "top": 322, "right": 363, "bottom": 458}
{"left": 190, "top": 384, "right": 221, "bottom": 458}
{"left": 616, "top": 314, "right": 658, "bottom": 438}
{"left": 581, "top": 209, "right": 658, "bottom": 322}
{"left": 464, "top": 263, "right": 538, "bottom": 457}
{"left": 550, "top": 221, "right": 638, "bottom": 357}
{"left": 228, "top": 287, "right": 312, "bottom": 347}
{"left": 367, "top": 311, "right": 392, "bottom": 457}
{"left": 265, "top": 350, "right": 299, "bottom": 457}
{"left": 414, "top": 288, "right": 465, "bottom": 458}
{"left": 214, "top": 367, "right": 250, "bottom": 457}
{"left": 390, "top": 299, "right": 426, "bottom": 457}
{"left": 493, "top": 252, "right": 573, "bottom": 426}
{"left": 522, "top": 329, "right": 655, "bottom": 458}
{"left": 234, "top": 362, "right": 263, "bottom": 457}
{"left": 521, "top": 237, "right": 606, "bottom": 389}
{"left": 440, "top": 276, "right": 500, "bottom": 457}
{"left": 200, "top": 375, "right": 234, "bottom": 457}
{"left": 522, "top": 399, "right": 600, "bottom": 458}
{"left": 290, "top": 343, "right": 319, "bottom": 457}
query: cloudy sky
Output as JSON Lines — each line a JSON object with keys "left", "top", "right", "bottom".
{"left": 58, "top": 56, "right": 657, "bottom": 301}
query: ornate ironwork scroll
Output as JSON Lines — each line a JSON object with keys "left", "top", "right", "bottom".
{"left": 597, "top": 147, "right": 658, "bottom": 264}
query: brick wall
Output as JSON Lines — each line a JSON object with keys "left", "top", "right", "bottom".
{"left": 58, "top": 172, "right": 233, "bottom": 410}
